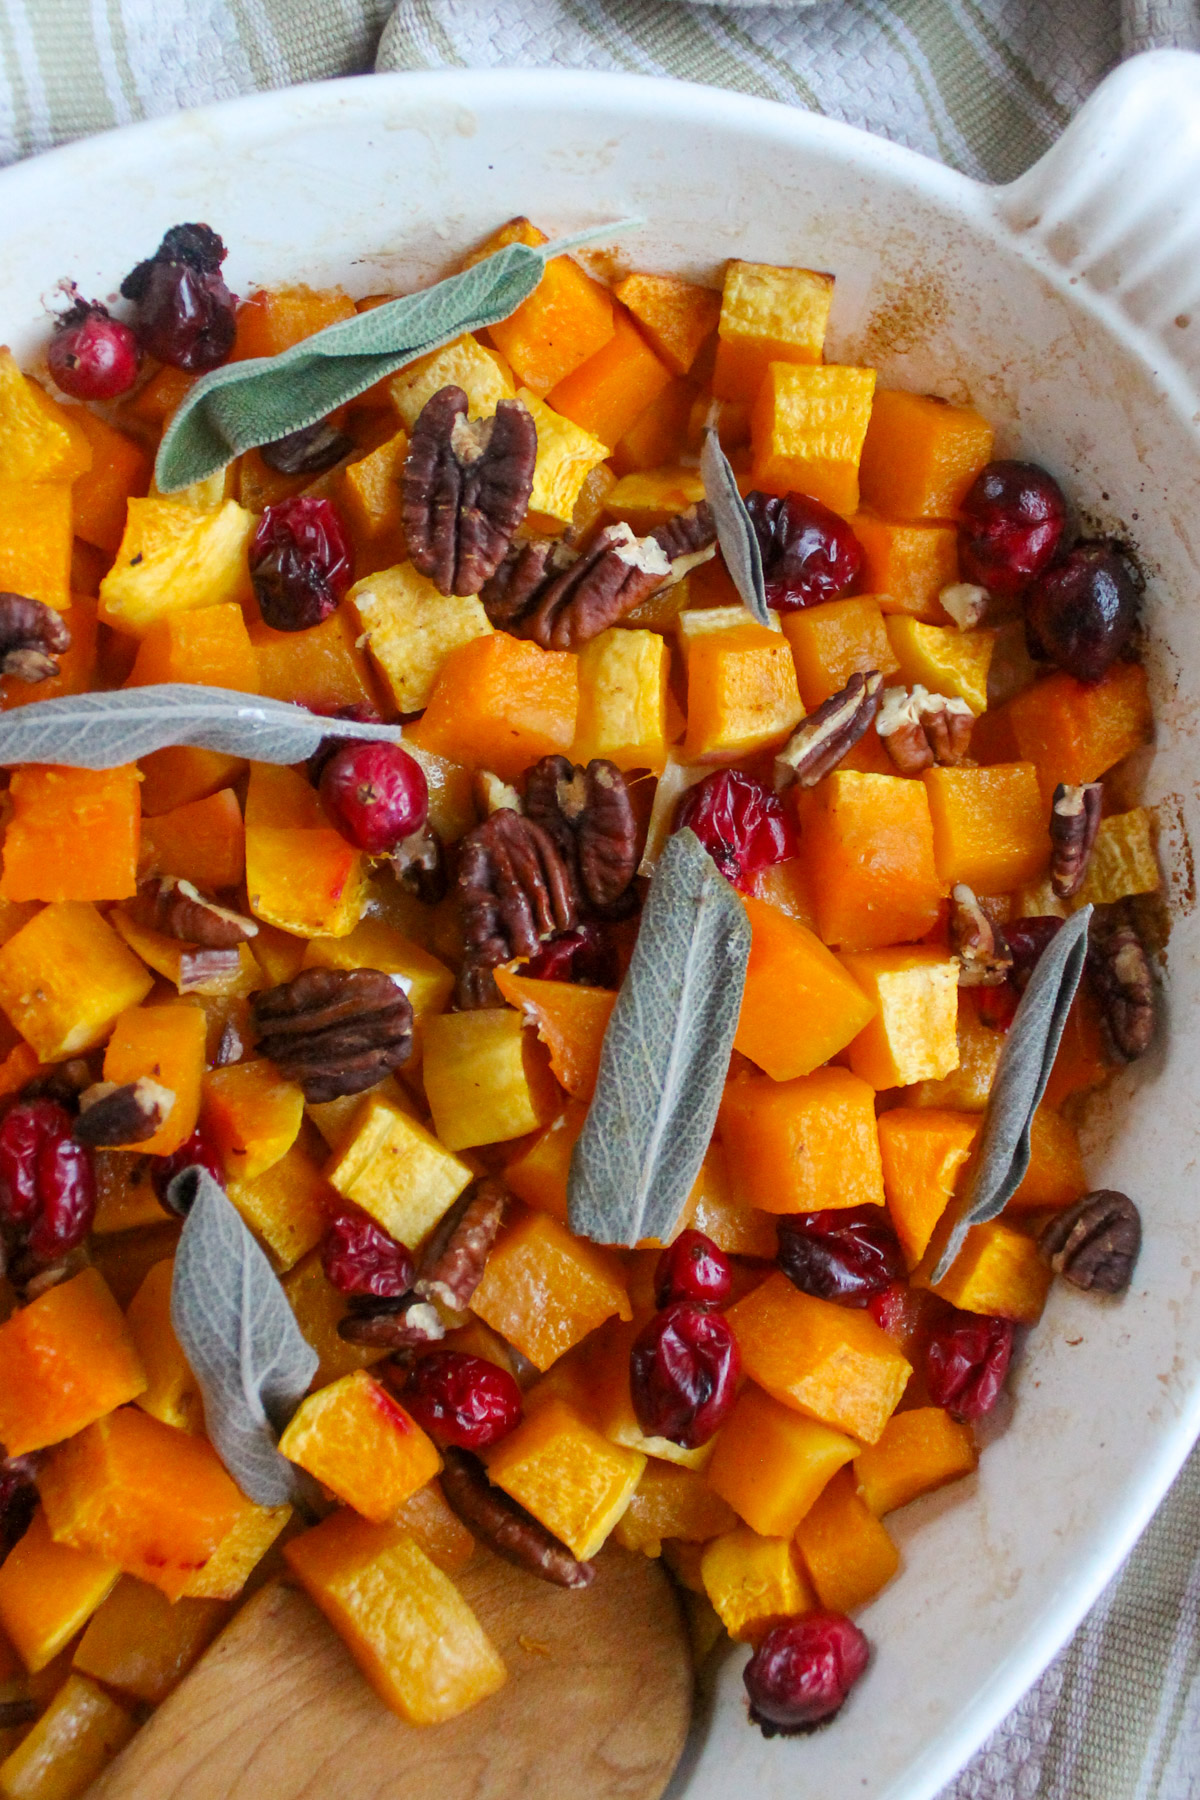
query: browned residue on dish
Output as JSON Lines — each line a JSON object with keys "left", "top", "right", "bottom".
{"left": 859, "top": 268, "right": 950, "bottom": 363}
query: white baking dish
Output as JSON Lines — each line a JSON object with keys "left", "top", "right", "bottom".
{"left": 1, "top": 49, "right": 1199, "bottom": 1800}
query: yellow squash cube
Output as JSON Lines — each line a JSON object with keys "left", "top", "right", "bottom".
{"left": 706, "top": 1382, "right": 858, "bottom": 1539}
{"left": 98, "top": 497, "right": 256, "bottom": 636}
{"left": 713, "top": 261, "right": 834, "bottom": 401}
{"left": 279, "top": 1370, "right": 441, "bottom": 1522}
{"left": 422, "top": 1008, "right": 558, "bottom": 1150}
{"left": 125, "top": 1258, "right": 204, "bottom": 1434}
{"left": 676, "top": 605, "right": 782, "bottom": 656}
{"left": 347, "top": 563, "right": 494, "bottom": 714}
{"left": 700, "top": 1527, "right": 815, "bottom": 1642}
{"left": 226, "top": 1137, "right": 332, "bottom": 1271}
{"left": 924, "top": 762, "right": 1049, "bottom": 891}
{"left": 325, "top": 1091, "right": 473, "bottom": 1247}
{"left": 0, "top": 902, "right": 154, "bottom": 1059}
{"left": 0, "top": 347, "right": 91, "bottom": 480}
{"left": 203, "top": 1060, "right": 304, "bottom": 1184}
{"left": 0, "top": 1510, "right": 118, "bottom": 1673}
{"left": 573, "top": 627, "right": 670, "bottom": 771}
{"left": 683, "top": 621, "right": 805, "bottom": 762}
{"left": 854, "top": 1407, "right": 977, "bottom": 1515}
{"left": 750, "top": 363, "right": 877, "bottom": 515}
{"left": 484, "top": 1395, "right": 645, "bottom": 1559}
{"left": 302, "top": 917, "right": 454, "bottom": 1031}
{"left": 389, "top": 333, "right": 515, "bottom": 427}
{"left": 794, "top": 1467, "right": 900, "bottom": 1614}
{"left": 604, "top": 466, "right": 707, "bottom": 535}
{"left": 470, "top": 1202, "right": 631, "bottom": 1370}
{"left": 915, "top": 1219, "right": 1052, "bottom": 1324}
{"left": 518, "top": 388, "right": 610, "bottom": 526}
{"left": 178, "top": 1502, "right": 292, "bottom": 1600}
{"left": 283, "top": 1250, "right": 388, "bottom": 1388}
{"left": 840, "top": 947, "right": 961, "bottom": 1089}
{"left": 1073, "top": 807, "right": 1160, "bottom": 909}
{"left": 885, "top": 616, "right": 996, "bottom": 716}
{"left": 244, "top": 763, "right": 369, "bottom": 939}
{"left": 0, "top": 1673, "right": 135, "bottom": 1800}
{"left": 613, "top": 1461, "right": 737, "bottom": 1557}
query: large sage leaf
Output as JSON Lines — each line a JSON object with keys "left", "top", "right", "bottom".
{"left": 568, "top": 829, "right": 751, "bottom": 1247}
{"left": 0, "top": 684, "right": 402, "bottom": 769}
{"left": 156, "top": 220, "right": 639, "bottom": 491}
{"left": 170, "top": 1168, "right": 317, "bottom": 1508}
{"left": 930, "top": 906, "right": 1093, "bottom": 1283}
{"left": 700, "top": 428, "right": 769, "bottom": 627}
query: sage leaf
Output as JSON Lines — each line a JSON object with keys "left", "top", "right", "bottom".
{"left": 568, "top": 828, "right": 751, "bottom": 1248}
{"left": 930, "top": 906, "right": 1093, "bottom": 1284}
{"left": 0, "top": 684, "right": 402, "bottom": 770}
{"left": 700, "top": 428, "right": 769, "bottom": 627}
{"left": 156, "top": 220, "right": 640, "bottom": 491}
{"left": 170, "top": 1168, "right": 317, "bottom": 1508}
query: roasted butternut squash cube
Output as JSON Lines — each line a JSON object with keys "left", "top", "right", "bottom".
{"left": 877, "top": 1107, "right": 979, "bottom": 1266}
{"left": 615, "top": 274, "right": 720, "bottom": 378}
{"left": 840, "top": 947, "right": 960, "bottom": 1089}
{"left": 0, "top": 349, "right": 92, "bottom": 481}
{"left": 1006, "top": 662, "right": 1152, "bottom": 797}
{"left": 72, "top": 1576, "right": 228, "bottom": 1705}
{"left": 0, "top": 1672, "right": 135, "bottom": 1800}
{"left": 683, "top": 621, "right": 805, "bottom": 762}
{"left": 0, "top": 765, "right": 140, "bottom": 904}
{"left": 736, "top": 895, "right": 877, "bottom": 1080}
{"left": 0, "top": 481, "right": 71, "bottom": 610}
{"left": 1044, "top": 995, "right": 1111, "bottom": 1109}
{"left": 325, "top": 1091, "right": 472, "bottom": 1248}
{"left": 859, "top": 391, "right": 994, "bottom": 520}
{"left": 503, "top": 1100, "right": 587, "bottom": 1222}
{"left": 389, "top": 333, "right": 515, "bottom": 427}
{"left": 109, "top": 912, "right": 257, "bottom": 1001}
{"left": 302, "top": 917, "right": 454, "bottom": 1032}
{"left": 727, "top": 1274, "right": 911, "bottom": 1443}
{"left": 91, "top": 1152, "right": 169, "bottom": 1237}
{"left": 423, "top": 1008, "right": 558, "bottom": 1150}
{"left": 852, "top": 511, "right": 959, "bottom": 622}
{"left": 98, "top": 497, "right": 255, "bottom": 636}
{"left": 177, "top": 1501, "right": 292, "bottom": 1601}
{"left": 485, "top": 1395, "right": 644, "bottom": 1559}
{"left": 797, "top": 770, "right": 945, "bottom": 951}
{"left": 283, "top": 1250, "right": 388, "bottom": 1388}
{"left": 138, "top": 744, "right": 245, "bottom": 818}
{"left": 244, "top": 763, "right": 368, "bottom": 938}
{"left": 284, "top": 1512, "right": 506, "bottom": 1724}
{"left": 347, "top": 563, "right": 494, "bottom": 714}
{"left": 713, "top": 262, "right": 834, "bottom": 401}
{"left": 907, "top": 990, "right": 1003, "bottom": 1111}
{"left": 924, "top": 762, "right": 1048, "bottom": 891}
{"left": 1006, "top": 1106, "right": 1087, "bottom": 1212}
{"left": 279, "top": 1370, "right": 441, "bottom": 1522}
{"left": 782, "top": 595, "right": 899, "bottom": 709}
{"left": 571, "top": 1318, "right": 712, "bottom": 1470}
{"left": 613, "top": 1461, "right": 737, "bottom": 1557}
{"left": 854, "top": 1406, "right": 977, "bottom": 1514}
{"left": 686, "top": 1143, "right": 778, "bottom": 1258}
{"left": 101, "top": 1004, "right": 205, "bottom": 1156}
{"left": 249, "top": 607, "right": 379, "bottom": 715}
{"left": 408, "top": 632, "right": 578, "bottom": 782}
{"left": 612, "top": 376, "right": 696, "bottom": 477}
{"left": 1074, "top": 807, "right": 1160, "bottom": 909}
{"left": 574, "top": 626, "right": 670, "bottom": 771}
{"left": 604, "top": 466, "right": 707, "bottom": 535}
{"left": 0, "top": 1511, "right": 118, "bottom": 1674}
{"left": 487, "top": 251, "right": 614, "bottom": 396}
{"left": 340, "top": 428, "right": 408, "bottom": 551}
{"left": 493, "top": 969, "right": 615, "bottom": 1102}
{"left": 719, "top": 1067, "right": 885, "bottom": 1215}
{"left": 0, "top": 594, "right": 97, "bottom": 714}
{"left": 548, "top": 309, "right": 673, "bottom": 451}
{"left": 231, "top": 284, "right": 355, "bottom": 360}
{"left": 886, "top": 616, "right": 995, "bottom": 715}
{"left": 393, "top": 1481, "right": 476, "bottom": 1576}
{"left": 470, "top": 1203, "right": 631, "bottom": 1370}
{"left": 0, "top": 902, "right": 153, "bottom": 1060}
{"left": 124, "top": 1258, "right": 203, "bottom": 1435}
{"left": 706, "top": 1382, "right": 858, "bottom": 1538}
{"left": 915, "top": 1219, "right": 1051, "bottom": 1323}
{"left": 676, "top": 605, "right": 782, "bottom": 657}
{"left": 700, "top": 1527, "right": 815, "bottom": 1643}
{"left": 70, "top": 408, "right": 152, "bottom": 555}
{"left": 794, "top": 1467, "right": 900, "bottom": 1613}
{"left": 750, "top": 363, "right": 876, "bottom": 515}
{"left": 203, "top": 1059, "right": 304, "bottom": 1183}
{"left": 126, "top": 601, "right": 258, "bottom": 693}
{"left": 226, "top": 1136, "right": 333, "bottom": 1271}
{"left": 517, "top": 389, "right": 611, "bottom": 527}
{"left": 0, "top": 1270, "right": 147, "bottom": 1456}
{"left": 139, "top": 787, "right": 245, "bottom": 891}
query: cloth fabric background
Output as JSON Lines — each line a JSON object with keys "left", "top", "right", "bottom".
{"left": 2, "top": 0, "right": 1200, "bottom": 1794}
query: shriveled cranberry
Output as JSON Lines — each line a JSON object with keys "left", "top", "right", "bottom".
{"left": 654, "top": 1230, "right": 732, "bottom": 1308}
{"left": 48, "top": 298, "right": 140, "bottom": 400}
{"left": 250, "top": 496, "right": 353, "bottom": 632}
{"left": 0, "top": 1099, "right": 95, "bottom": 1268}
{"left": 978, "top": 913, "right": 1063, "bottom": 1030}
{"left": 0, "top": 1457, "right": 38, "bottom": 1559}
{"left": 319, "top": 741, "right": 428, "bottom": 855}
{"left": 1025, "top": 542, "right": 1139, "bottom": 683}
{"left": 676, "top": 769, "right": 795, "bottom": 891}
{"left": 120, "top": 223, "right": 236, "bottom": 372}
{"left": 629, "top": 1300, "right": 740, "bottom": 1448}
{"left": 322, "top": 1209, "right": 414, "bottom": 1298}
{"left": 399, "top": 1350, "right": 523, "bottom": 1449}
{"left": 777, "top": 1207, "right": 905, "bottom": 1306}
{"left": 523, "top": 921, "right": 619, "bottom": 987}
{"left": 150, "top": 1124, "right": 224, "bottom": 1212}
{"left": 926, "top": 1308, "right": 1014, "bottom": 1420}
{"left": 744, "top": 1613, "right": 870, "bottom": 1735}
{"left": 959, "top": 461, "right": 1067, "bottom": 599}
{"left": 744, "top": 491, "right": 863, "bottom": 612}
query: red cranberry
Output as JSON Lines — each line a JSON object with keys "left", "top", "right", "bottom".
{"left": 523, "top": 922, "right": 619, "bottom": 988}
{"left": 629, "top": 1300, "right": 740, "bottom": 1448}
{"left": 926, "top": 1308, "right": 1014, "bottom": 1420}
{"left": 150, "top": 1124, "right": 225, "bottom": 1212}
{"left": 743, "top": 491, "right": 863, "bottom": 612}
{"left": 654, "top": 1230, "right": 733, "bottom": 1308}
{"left": 777, "top": 1207, "right": 906, "bottom": 1306}
{"left": 250, "top": 496, "right": 353, "bottom": 632}
{"left": 48, "top": 299, "right": 140, "bottom": 400}
{"left": 1025, "top": 542, "right": 1139, "bottom": 683}
{"left": 0, "top": 1099, "right": 95, "bottom": 1268}
{"left": 959, "top": 461, "right": 1068, "bottom": 599}
{"left": 677, "top": 769, "right": 795, "bottom": 891}
{"left": 744, "top": 1613, "right": 870, "bottom": 1735}
{"left": 322, "top": 1209, "right": 414, "bottom": 1298}
{"left": 978, "top": 914, "right": 1063, "bottom": 1029}
{"left": 399, "top": 1350, "right": 523, "bottom": 1449}
{"left": 973, "top": 983, "right": 1018, "bottom": 1031}
{"left": 867, "top": 1281, "right": 923, "bottom": 1347}
{"left": 0, "top": 1456, "right": 38, "bottom": 1559}
{"left": 319, "top": 741, "right": 429, "bottom": 855}
{"left": 119, "top": 223, "right": 236, "bottom": 372}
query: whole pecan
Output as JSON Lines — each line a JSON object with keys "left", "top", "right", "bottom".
{"left": 337, "top": 1294, "right": 445, "bottom": 1349}
{"left": 1088, "top": 910, "right": 1156, "bottom": 1062}
{"left": 74, "top": 1078, "right": 175, "bottom": 1147}
{"left": 402, "top": 386, "right": 537, "bottom": 596}
{"left": 456, "top": 809, "right": 577, "bottom": 1008}
{"left": 137, "top": 877, "right": 258, "bottom": 949}
{"left": 775, "top": 671, "right": 883, "bottom": 790}
{"left": 390, "top": 823, "right": 448, "bottom": 906}
{"left": 878, "top": 684, "right": 974, "bottom": 773}
{"left": 0, "top": 593, "right": 71, "bottom": 683}
{"left": 415, "top": 1180, "right": 508, "bottom": 1312}
{"left": 251, "top": 966, "right": 414, "bottom": 1103}
{"left": 523, "top": 754, "right": 638, "bottom": 916}
{"left": 1050, "top": 783, "right": 1103, "bottom": 899}
{"left": 438, "top": 1446, "right": 594, "bottom": 1589}
{"left": 481, "top": 521, "right": 672, "bottom": 649}
{"left": 950, "top": 885, "right": 1013, "bottom": 986}
{"left": 1039, "top": 1190, "right": 1141, "bottom": 1294}
{"left": 260, "top": 417, "right": 354, "bottom": 476}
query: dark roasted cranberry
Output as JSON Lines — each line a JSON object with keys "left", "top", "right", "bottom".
{"left": 973, "top": 983, "right": 1019, "bottom": 1031}
{"left": 676, "top": 768, "right": 795, "bottom": 891}
{"left": 777, "top": 1207, "right": 905, "bottom": 1306}
{"left": 120, "top": 223, "right": 236, "bottom": 372}
{"left": 926, "top": 1308, "right": 1014, "bottom": 1420}
{"left": 398, "top": 1349, "right": 523, "bottom": 1450}
{"left": 48, "top": 299, "right": 140, "bottom": 400}
{"left": 319, "top": 740, "right": 428, "bottom": 855}
{"left": 959, "top": 461, "right": 1067, "bottom": 599}
{"left": 1026, "top": 542, "right": 1139, "bottom": 683}
{"left": 654, "top": 1230, "right": 732, "bottom": 1308}
{"left": 744, "top": 491, "right": 863, "bottom": 612}
{"left": 322, "top": 1209, "right": 414, "bottom": 1298}
{"left": 523, "top": 921, "right": 620, "bottom": 988}
{"left": 0, "top": 1457, "right": 38, "bottom": 1559}
{"left": 1006, "top": 916, "right": 1063, "bottom": 990}
{"left": 250, "top": 496, "right": 353, "bottom": 632}
{"left": 629, "top": 1300, "right": 740, "bottom": 1448}
{"left": 150, "top": 1124, "right": 224, "bottom": 1212}
{"left": 744, "top": 1613, "right": 870, "bottom": 1735}
{"left": 0, "top": 1099, "right": 95, "bottom": 1268}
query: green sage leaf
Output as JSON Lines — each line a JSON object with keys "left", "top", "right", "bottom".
{"left": 567, "top": 828, "right": 751, "bottom": 1248}
{"left": 700, "top": 428, "right": 769, "bottom": 627}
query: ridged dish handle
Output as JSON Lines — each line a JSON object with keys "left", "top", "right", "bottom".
{"left": 996, "top": 49, "right": 1200, "bottom": 392}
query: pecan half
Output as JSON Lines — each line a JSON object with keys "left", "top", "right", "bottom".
{"left": 438, "top": 1446, "right": 594, "bottom": 1589}
{"left": 481, "top": 521, "right": 671, "bottom": 649}
{"left": 1050, "top": 783, "right": 1102, "bottom": 899}
{"left": 138, "top": 877, "right": 258, "bottom": 949}
{"left": 524, "top": 754, "right": 638, "bottom": 915}
{"left": 456, "top": 810, "right": 577, "bottom": 1008}
{"left": 251, "top": 966, "right": 414, "bottom": 1102}
{"left": 390, "top": 823, "right": 448, "bottom": 905}
{"left": 1089, "top": 910, "right": 1156, "bottom": 1062}
{"left": 0, "top": 593, "right": 71, "bottom": 683}
{"left": 877, "top": 684, "right": 973, "bottom": 774}
{"left": 950, "top": 885, "right": 1013, "bottom": 986}
{"left": 402, "top": 386, "right": 537, "bottom": 595}
{"left": 415, "top": 1180, "right": 508, "bottom": 1312}
{"left": 74, "top": 1077, "right": 175, "bottom": 1146}
{"left": 775, "top": 671, "right": 883, "bottom": 790}
{"left": 1039, "top": 1190, "right": 1141, "bottom": 1294}
{"left": 260, "top": 417, "right": 354, "bottom": 476}
{"left": 337, "top": 1294, "right": 445, "bottom": 1349}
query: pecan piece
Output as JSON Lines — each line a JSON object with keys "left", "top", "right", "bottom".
{"left": 524, "top": 754, "right": 638, "bottom": 915}
{"left": 390, "top": 823, "right": 448, "bottom": 905}
{"left": 415, "top": 1180, "right": 508, "bottom": 1312}
{"left": 1039, "top": 1190, "right": 1141, "bottom": 1294}
{"left": 137, "top": 877, "right": 258, "bottom": 949}
{"left": 949, "top": 884, "right": 1013, "bottom": 986}
{"left": 456, "top": 809, "right": 577, "bottom": 1008}
{"left": 650, "top": 502, "right": 718, "bottom": 580}
{"left": 938, "top": 581, "right": 989, "bottom": 630}
{"left": 1050, "top": 783, "right": 1102, "bottom": 899}
{"left": 1088, "top": 911, "right": 1156, "bottom": 1062}
{"left": 438, "top": 1446, "right": 594, "bottom": 1589}
{"left": 0, "top": 593, "right": 71, "bottom": 683}
{"left": 877, "top": 684, "right": 974, "bottom": 773}
{"left": 251, "top": 966, "right": 414, "bottom": 1102}
{"left": 337, "top": 1294, "right": 445, "bottom": 1349}
{"left": 178, "top": 948, "right": 243, "bottom": 993}
{"left": 260, "top": 417, "right": 353, "bottom": 476}
{"left": 482, "top": 522, "right": 671, "bottom": 649}
{"left": 775, "top": 671, "right": 883, "bottom": 790}
{"left": 74, "top": 1077, "right": 175, "bottom": 1146}
{"left": 403, "top": 386, "right": 537, "bottom": 596}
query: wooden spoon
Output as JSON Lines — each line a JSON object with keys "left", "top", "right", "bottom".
{"left": 90, "top": 1544, "right": 693, "bottom": 1800}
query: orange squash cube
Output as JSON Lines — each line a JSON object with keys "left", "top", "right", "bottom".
{"left": 1006, "top": 663, "right": 1152, "bottom": 797}
{"left": 794, "top": 1467, "right": 900, "bottom": 1613}
{"left": 0, "top": 1270, "right": 146, "bottom": 1456}
{"left": 0, "top": 595, "right": 98, "bottom": 714}
{"left": 700, "top": 1527, "right": 815, "bottom": 1643}
{"left": 687, "top": 1143, "right": 778, "bottom": 1258}
{"left": 138, "top": 744, "right": 245, "bottom": 818}
{"left": 573, "top": 626, "right": 671, "bottom": 772}
{"left": 245, "top": 762, "right": 369, "bottom": 939}
{"left": 484, "top": 1395, "right": 645, "bottom": 1559}
{"left": 503, "top": 1100, "right": 587, "bottom": 1222}
{"left": 719, "top": 1066, "right": 885, "bottom": 1215}
{"left": 226, "top": 1136, "right": 333, "bottom": 1271}
{"left": 126, "top": 601, "right": 258, "bottom": 693}
{"left": 706, "top": 1382, "right": 858, "bottom": 1538}
{"left": 548, "top": 308, "right": 673, "bottom": 450}
{"left": 683, "top": 622, "right": 805, "bottom": 762}
{"left": 177, "top": 1501, "right": 292, "bottom": 1601}
{"left": 886, "top": 615, "right": 995, "bottom": 716}
{"left": 734, "top": 895, "right": 877, "bottom": 1080}
{"left": 203, "top": 1059, "right": 305, "bottom": 1183}
{"left": 727, "top": 1274, "right": 911, "bottom": 1443}
{"left": 852, "top": 511, "right": 959, "bottom": 622}
{"left": 611, "top": 377, "right": 695, "bottom": 476}
{"left": 858, "top": 391, "right": 994, "bottom": 520}
{"left": 750, "top": 363, "right": 876, "bottom": 515}
{"left": 613, "top": 1462, "right": 737, "bottom": 1557}
{"left": 249, "top": 607, "right": 380, "bottom": 715}
{"left": 1007, "top": 1106, "right": 1088, "bottom": 1212}
{"left": 285, "top": 1511, "right": 506, "bottom": 1724}
{"left": 1044, "top": 994, "right": 1110, "bottom": 1109}
{"left": 782, "top": 595, "right": 900, "bottom": 709}
{"left": 493, "top": 967, "right": 615, "bottom": 1101}
{"left": 916, "top": 1219, "right": 1052, "bottom": 1323}
{"left": 614, "top": 273, "right": 721, "bottom": 377}
{"left": 854, "top": 1406, "right": 977, "bottom": 1515}
{"left": 231, "top": 284, "right": 356, "bottom": 360}
{"left": 408, "top": 632, "right": 578, "bottom": 782}
{"left": 283, "top": 1250, "right": 388, "bottom": 1390}
{"left": 91, "top": 1151, "right": 170, "bottom": 1237}
{"left": 422, "top": 1008, "right": 560, "bottom": 1150}
{"left": 393, "top": 1482, "right": 476, "bottom": 1576}
{"left": 1, "top": 765, "right": 140, "bottom": 903}
{"left": 604, "top": 466, "right": 707, "bottom": 535}
{"left": 69, "top": 409, "right": 152, "bottom": 555}
{"left": 470, "top": 1202, "right": 631, "bottom": 1370}
{"left": 713, "top": 261, "right": 834, "bottom": 402}
{"left": 877, "top": 1108, "right": 980, "bottom": 1266}
{"left": 124, "top": 1258, "right": 203, "bottom": 1435}
{"left": 0, "top": 351, "right": 92, "bottom": 482}
{"left": 0, "top": 481, "right": 72, "bottom": 610}
{"left": 140, "top": 787, "right": 245, "bottom": 891}
{"left": 0, "top": 1671, "right": 135, "bottom": 1800}
{"left": 0, "top": 1510, "right": 118, "bottom": 1674}
{"left": 88, "top": 1222, "right": 182, "bottom": 1312}
{"left": 101, "top": 1004, "right": 205, "bottom": 1156}
{"left": 487, "top": 251, "right": 615, "bottom": 396}
{"left": 569, "top": 1318, "right": 712, "bottom": 1470}
{"left": 124, "top": 363, "right": 194, "bottom": 426}
{"left": 279, "top": 1370, "right": 441, "bottom": 1522}
{"left": 0, "top": 901, "right": 153, "bottom": 1060}
{"left": 797, "top": 770, "right": 945, "bottom": 951}
{"left": 746, "top": 856, "right": 818, "bottom": 932}
{"left": 923, "top": 763, "right": 1049, "bottom": 891}
{"left": 840, "top": 947, "right": 961, "bottom": 1089}
{"left": 72, "top": 1576, "right": 228, "bottom": 1705}
{"left": 340, "top": 428, "right": 408, "bottom": 551}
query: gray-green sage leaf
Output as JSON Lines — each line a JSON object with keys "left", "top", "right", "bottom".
{"left": 700, "top": 428, "right": 769, "bottom": 627}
